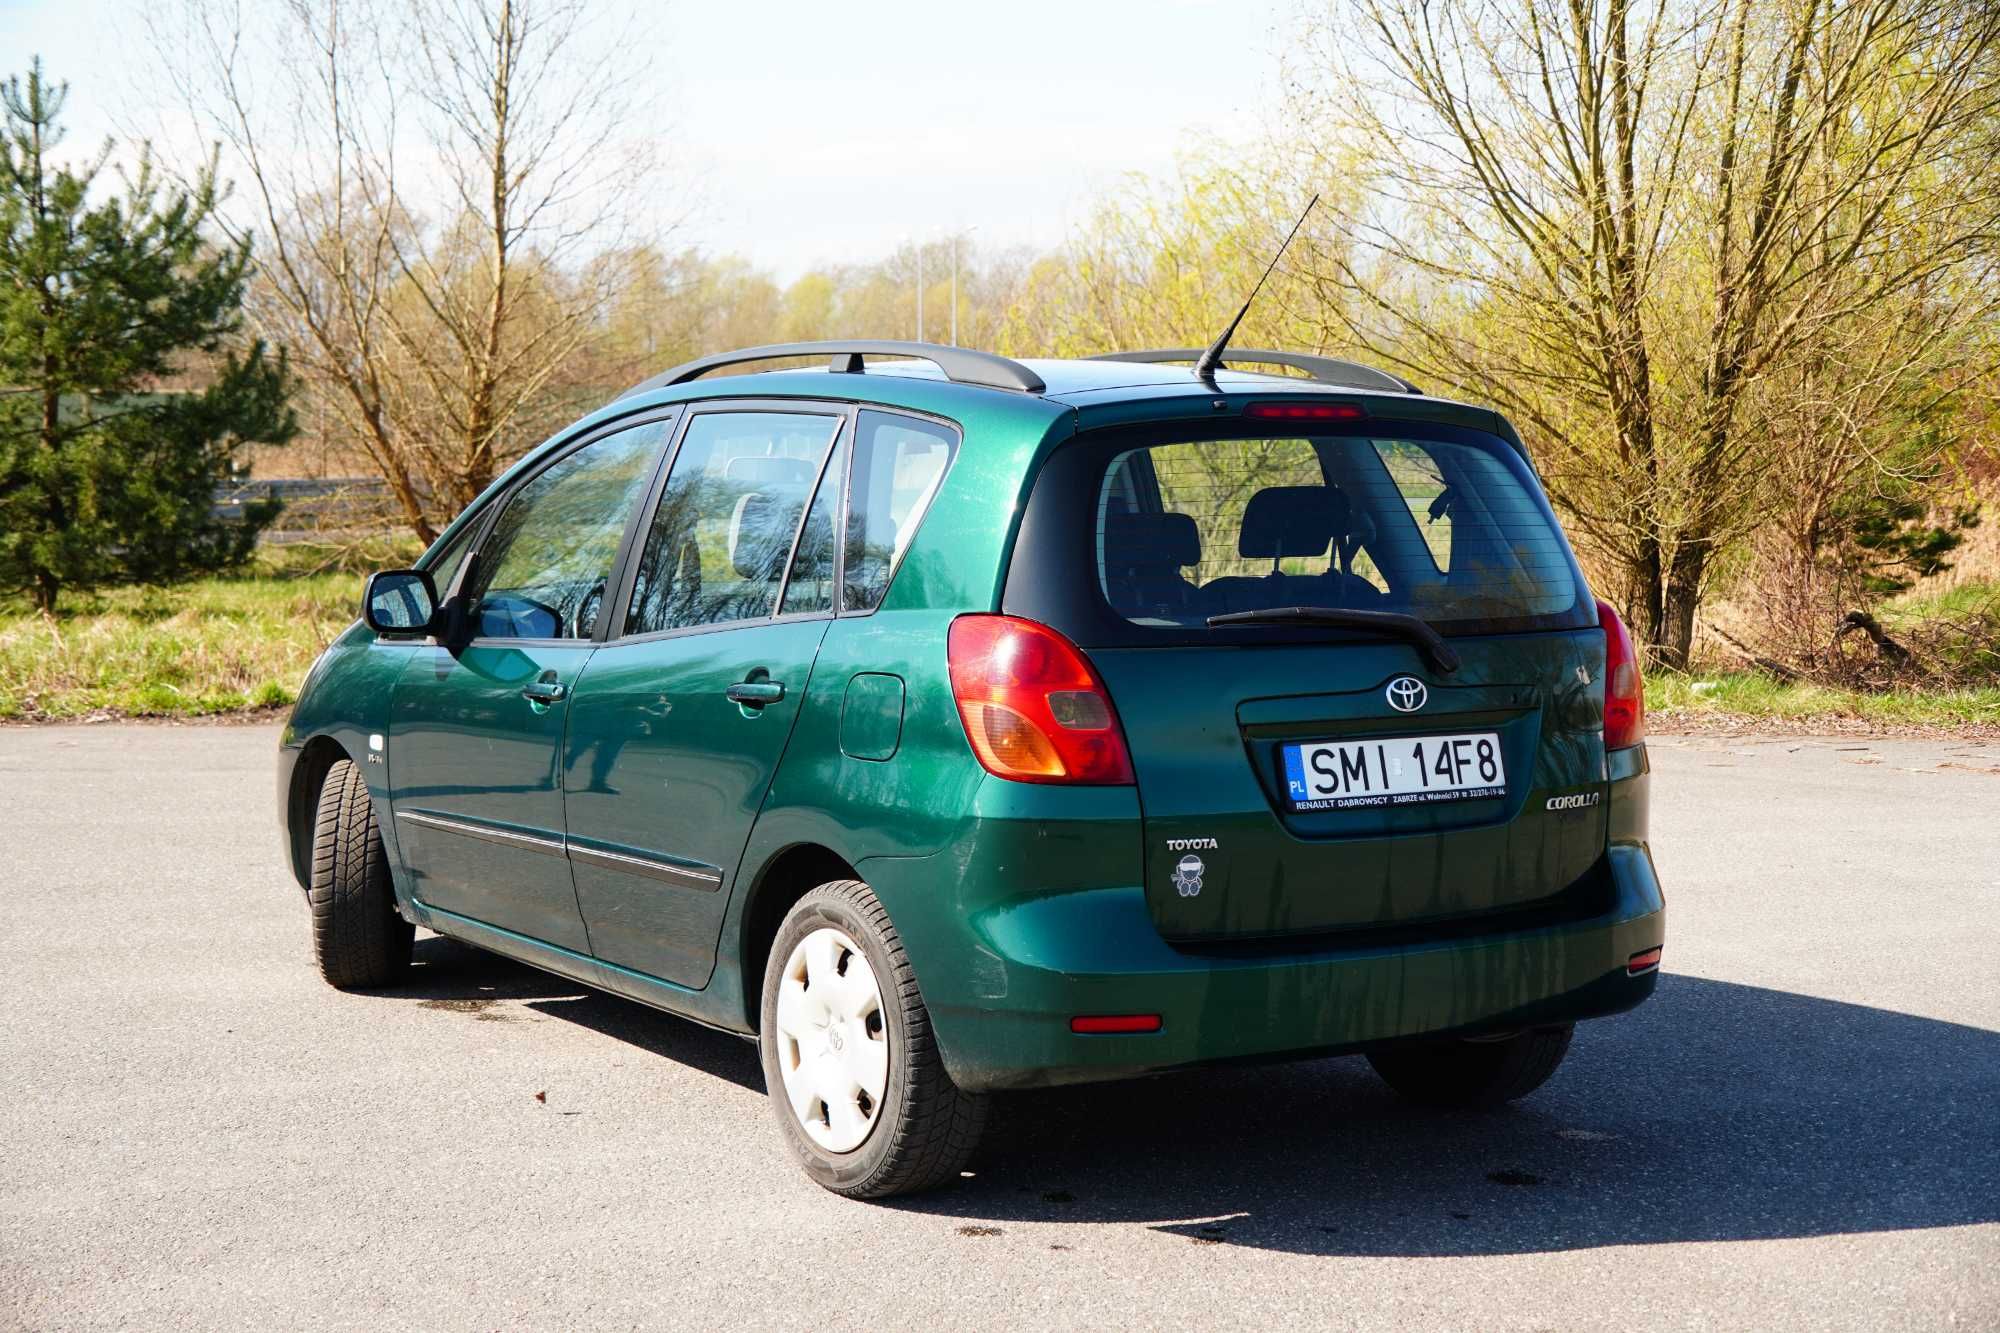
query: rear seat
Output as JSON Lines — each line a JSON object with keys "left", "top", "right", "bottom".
{"left": 1102, "top": 510, "right": 1202, "bottom": 621}
{"left": 1203, "top": 485, "right": 1383, "bottom": 615}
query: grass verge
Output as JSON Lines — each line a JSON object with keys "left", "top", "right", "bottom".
{"left": 1, "top": 560, "right": 370, "bottom": 721}
{"left": 1648, "top": 672, "right": 2000, "bottom": 730}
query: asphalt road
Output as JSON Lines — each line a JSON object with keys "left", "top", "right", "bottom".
{"left": 3, "top": 725, "right": 1997, "bottom": 1330}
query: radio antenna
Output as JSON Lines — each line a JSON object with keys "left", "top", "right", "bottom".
{"left": 1193, "top": 193, "right": 1320, "bottom": 382}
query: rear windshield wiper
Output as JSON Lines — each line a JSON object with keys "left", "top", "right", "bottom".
{"left": 1205, "top": 606, "right": 1462, "bottom": 674}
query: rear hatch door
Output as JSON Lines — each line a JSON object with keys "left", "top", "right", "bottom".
{"left": 1005, "top": 407, "right": 1610, "bottom": 942}
{"left": 1092, "top": 633, "right": 1607, "bottom": 939}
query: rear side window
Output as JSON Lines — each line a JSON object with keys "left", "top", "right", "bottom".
{"left": 843, "top": 410, "right": 955, "bottom": 612}
{"left": 1075, "top": 427, "right": 1587, "bottom": 638}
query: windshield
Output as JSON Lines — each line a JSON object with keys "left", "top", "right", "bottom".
{"left": 1003, "top": 422, "right": 1592, "bottom": 645}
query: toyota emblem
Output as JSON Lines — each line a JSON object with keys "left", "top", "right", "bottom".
{"left": 1385, "top": 676, "right": 1428, "bottom": 712}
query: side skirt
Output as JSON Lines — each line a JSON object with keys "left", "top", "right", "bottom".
{"left": 421, "top": 903, "right": 755, "bottom": 1040}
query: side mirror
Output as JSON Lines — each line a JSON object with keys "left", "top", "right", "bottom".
{"left": 362, "top": 569, "right": 439, "bottom": 635}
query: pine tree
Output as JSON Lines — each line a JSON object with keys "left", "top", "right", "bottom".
{"left": 0, "top": 59, "right": 296, "bottom": 613}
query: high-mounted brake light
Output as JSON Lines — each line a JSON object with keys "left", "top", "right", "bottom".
{"left": 1244, "top": 401, "right": 1366, "bottom": 422}
{"left": 947, "top": 615, "right": 1135, "bottom": 784}
{"left": 1598, "top": 599, "right": 1646, "bottom": 750}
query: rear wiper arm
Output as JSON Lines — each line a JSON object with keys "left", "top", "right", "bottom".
{"left": 1205, "top": 605, "right": 1461, "bottom": 674}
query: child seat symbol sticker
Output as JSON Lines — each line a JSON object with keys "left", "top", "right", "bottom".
{"left": 1171, "top": 854, "right": 1205, "bottom": 897}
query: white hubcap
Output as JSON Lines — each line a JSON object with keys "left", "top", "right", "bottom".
{"left": 773, "top": 927, "right": 889, "bottom": 1153}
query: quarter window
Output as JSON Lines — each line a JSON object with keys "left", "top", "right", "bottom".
{"left": 624, "top": 411, "right": 843, "bottom": 636}
{"left": 842, "top": 411, "right": 956, "bottom": 612}
{"left": 421, "top": 517, "right": 479, "bottom": 597}
{"left": 463, "top": 421, "right": 667, "bottom": 641}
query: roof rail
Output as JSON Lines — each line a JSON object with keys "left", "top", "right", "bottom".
{"left": 619, "top": 340, "right": 1046, "bottom": 399}
{"left": 1091, "top": 348, "right": 1421, "bottom": 395}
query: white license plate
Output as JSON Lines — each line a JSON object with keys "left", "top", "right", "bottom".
{"left": 1281, "top": 732, "right": 1506, "bottom": 811}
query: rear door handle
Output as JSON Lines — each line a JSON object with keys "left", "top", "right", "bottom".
{"left": 521, "top": 679, "right": 568, "bottom": 705}
{"left": 725, "top": 680, "right": 785, "bottom": 706}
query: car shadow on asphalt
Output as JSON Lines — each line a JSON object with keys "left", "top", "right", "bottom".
{"left": 903, "top": 974, "right": 2000, "bottom": 1256}
{"left": 390, "top": 942, "right": 1998, "bottom": 1253}
{"left": 398, "top": 934, "right": 766, "bottom": 1094}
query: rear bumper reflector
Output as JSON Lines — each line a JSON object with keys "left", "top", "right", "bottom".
{"left": 1070, "top": 1014, "right": 1163, "bottom": 1035}
{"left": 1627, "top": 947, "right": 1663, "bottom": 976}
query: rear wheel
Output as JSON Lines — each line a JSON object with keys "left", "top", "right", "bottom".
{"left": 758, "top": 880, "right": 988, "bottom": 1199}
{"left": 308, "top": 758, "right": 413, "bottom": 989}
{"left": 1366, "top": 1024, "right": 1574, "bottom": 1109}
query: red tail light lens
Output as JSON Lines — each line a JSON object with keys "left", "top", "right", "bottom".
{"left": 1598, "top": 599, "right": 1646, "bottom": 750}
{"left": 1244, "top": 401, "right": 1366, "bottom": 422}
{"left": 947, "top": 615, "right": 1135, "bottom": 784}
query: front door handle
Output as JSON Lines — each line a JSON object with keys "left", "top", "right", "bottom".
{"left": 725, "top": 680, "right": 785, "bottom": 707}
{"left": 522, "top": 678, "right": 568, "bottom": 706}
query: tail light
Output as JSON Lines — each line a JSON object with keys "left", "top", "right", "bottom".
{"left": 946, "top": 615, "right": 1135, "bottom": 784}
{"left": 1598, "top": 599, "right": 1646, "bottom": 750}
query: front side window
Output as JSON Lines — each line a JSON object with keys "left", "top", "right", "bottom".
{"left": 843, "top": 410, "right": 956, "bottom": 612}
{"left": 463, "top": 421, "right": 668, "bottom": 640}
{"left": 624, "top": 411, "right": 843, "bottom": 636}
{"left": 1095, "top": 431, "right": 1585, "bottom": 632}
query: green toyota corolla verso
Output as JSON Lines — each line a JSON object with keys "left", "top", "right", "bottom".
{"left": 277, "top": 341, "right": 1663, "bottom": 1198}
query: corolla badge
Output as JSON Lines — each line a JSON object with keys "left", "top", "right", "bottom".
{"left": 1171, "top": 855, "right": 1205, "bottom": 898}
{"left": 1386, "top": 676, "right": 1428, "bottom": 712}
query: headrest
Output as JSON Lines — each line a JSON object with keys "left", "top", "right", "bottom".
{"left": 1238, "top": 486, "right": 1350, "bottom": 560}
{"left": 1104, "top": 511, "right": 1201, "bottom": 570}
{"left": 723, "top": 455, "right": 814, "bottom": 489}
{"left": 728, "top": 493, "right": 803, "bottom": 580}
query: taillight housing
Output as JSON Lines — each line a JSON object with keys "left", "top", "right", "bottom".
{"left": 1598, "top": 599, "right": 1645, "bottom": 750}
{"left": 946, "top": 615, "right": 1135, "bottom": 784}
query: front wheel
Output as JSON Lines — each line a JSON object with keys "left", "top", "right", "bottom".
{"left": 307, "top": 758, "right": 413, "bottom": 989}
{"left": 758, "top": 880, "right": 988, "bottom": 1199}
{"left": 1366, "top": 1024, "right": 1574, "bottom": 1109}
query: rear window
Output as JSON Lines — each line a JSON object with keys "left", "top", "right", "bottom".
{"left": 1003, "top": 421, "right": 1592, "bottom": 644}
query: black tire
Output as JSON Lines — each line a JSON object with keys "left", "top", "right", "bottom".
{"left": 758, "top": 880, "right": 988, "bottom": 1199}
{"left": 1366, "top": 1024, "right": 1574, "bottom": 1110}
{"left": 308, "top": 758, "right": 413, "bottom": 990}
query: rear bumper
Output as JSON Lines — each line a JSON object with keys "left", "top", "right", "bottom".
{"left": 861, "top": 754, "right": 1664, "bottom": 1093}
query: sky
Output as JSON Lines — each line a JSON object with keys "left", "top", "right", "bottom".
{"left": 0, "top": 0, "right": 1297, "bottom": 281}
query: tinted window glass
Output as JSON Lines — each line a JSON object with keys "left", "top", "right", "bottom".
{"left": 464, "top": 422, "right": 665, "bottom": 640}
{"left": 625, "top": 412, "right": 842, "bottom": 635}
{"left": 779, "top": 434, "right": 846, "bottom": 616}
{"left": 1095, "top": 433, "right": 1582, "bottom": 630}
{"left": 843, "top": 411, "right": 955, "bottom": 612}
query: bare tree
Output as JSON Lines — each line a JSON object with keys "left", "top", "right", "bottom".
{"left": 152, "top": 0, "right": 664, "bottom": 542}
{"left": 1289, "top": 0, "right": 2000, "bottom": 666}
